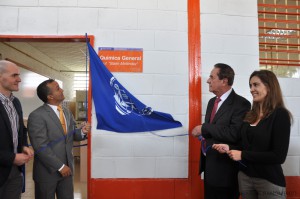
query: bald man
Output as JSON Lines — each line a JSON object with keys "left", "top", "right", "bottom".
{"left": 0, "top": 60, "right": 34, "bottom": 199}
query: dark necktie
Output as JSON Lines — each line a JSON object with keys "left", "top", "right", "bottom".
{"left": 210, "top": 97, "right": 221, "bottom": 123}
{"left": 199, "top": 97, "right": 221, "bottom": 156}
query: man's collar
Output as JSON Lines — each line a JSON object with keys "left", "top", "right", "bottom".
{"left": 0, "top": 92, "right": 14, "bottom": 102}
{"left": 219, "top": 88, "right": 232, "bottom": 101}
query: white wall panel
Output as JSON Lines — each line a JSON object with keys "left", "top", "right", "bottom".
{"left": 200, "top": 0, "right": 219, "bottom": 14}
{"left": 174, "top": 136, "right": 188, "bottom": 156}
{"left": 173, "top": 52, "right": 188, "bottom": 74}
{"left": 58, "top": 8, "right": 98, "bottom": 34}
{"left": 158, "top": 0, "right": 187, "bottom": 11}
{"left": 91, "top": 158, "right": 116, "bottom": 178}
{"left": 155, "top": 31, "right": 188, "bottom": 51}
{"left": 133, "top": 136, "right": 174, "bottom": 157}
{"left": 78, "top": 0, "right": 117, "bottom": 8}
{"left": 19, "top": 7, "right": 58, "bottom": 34}
{"left": 177, "top": 12, "right": 188, "bottom": 32}
{"left": 115, "top": 158, "right": 156, "bottom": 178}
{"left": 92, "top": 134, "right": 134, "bottom": 157}
{"left": 288, "top": 137, "right": 300, "bottom": 156}
{"left": 39, "top": 0, "right": 76, "bottom": 7}
{"left": 138, "top": 10, "right": 177, "bottom": 30}
{"left": 137, "top": 95, "right": 174, "bottom": 114}
{"left": 286, "top": 98, "right": 300, "bottom": 117}
{"left": 118, "top": 0, "right": 157, "bottom": 9}
{"left": 291, "top": 119, "right": 299, "bottom": 136}
{"left": 0, "top": 7, "right": 18, "bottom": 33}
{"left": 98, "top": 9, "right": 137, "bottom": 29}
{"left": 153, "top": 75, "right": 188, "bottom": 95}
{"left": 220, "top": 0, "right": 257, "bottom": 17}
{"left": 114, "top": 30, "right": 155, "bottom": 50}
{"left": 156, "top": 157, "right": 188, "bottom": 178}
{"left": 201, "top": 14, "right": 258, "bottom": 36}
{"left": 173, "top": 96, "right": 188, "bottom": 114}
{"left": 144, "top": 51, "right": 175, "bottom": 74}
{"left": 200, "top": 53, "right": 258, "bottom": 75}
{"left": 282, "top": 156, "right": 300, "bottom": 176}
{"left": 0, "top": 0, "right": 37, "bottom": 6}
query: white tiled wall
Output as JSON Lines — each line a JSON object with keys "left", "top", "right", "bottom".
{"left": 200, "top": 0, "right": 259, "bottom": 116}
{"left": 280, "top": 78, "right": 300, "bottom": 176}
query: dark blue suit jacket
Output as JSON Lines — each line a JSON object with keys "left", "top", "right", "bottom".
{"left": 0, "top": 97, "right": 28, "bottom": 187}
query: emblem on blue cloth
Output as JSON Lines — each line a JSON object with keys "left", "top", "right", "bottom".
{"left": 110, "top": 77, "right": 153, "bottom": 116}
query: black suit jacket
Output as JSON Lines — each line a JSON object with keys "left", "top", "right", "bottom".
{"left": 200, "top": 89, "right": 251, "bottom": 187}
{"left": 0, "top": 97, "right": 28, "bottom": 187}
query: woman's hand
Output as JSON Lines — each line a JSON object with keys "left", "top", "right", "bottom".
{"left": 212, "top": 144, "right": 229, "bottom": 153}
{"left": 227, "top": 150, "right": 242, "bottom": 161}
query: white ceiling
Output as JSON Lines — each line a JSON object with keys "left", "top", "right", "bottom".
{"left": 1, "top": 41, "right": 88, "bottom": 73}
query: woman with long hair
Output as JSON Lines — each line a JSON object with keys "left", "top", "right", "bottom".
{"left": 213, "top": 70, "right": 292, "bottom": 199}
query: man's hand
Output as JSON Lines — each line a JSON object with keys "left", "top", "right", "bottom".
{"left": 13, "top": 153, "right": 32, "bottom": 166}
{"left": 191, "top": 125, "right": 202, "bottom": 137}
{"left": 81, "top": 122, "right": 91, "bottom": 134}
{"left": 23, "top": 146, "right": 34, "bottom": 157}
{"left": 212, "top": 144, "right": 229, "bottom": 154}
{"left": 59, "top": 165, "right": 72, "bottom": 177}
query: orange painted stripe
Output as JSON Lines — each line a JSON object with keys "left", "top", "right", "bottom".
{"left": 258, "top": 11, "right": 300, "bottom": 16}
{"left": 87, "top": 36, "right": 94, "bottom": 199}
{"left": 259, "top": 26, "right": 300, "bottom": 32}
{"left": 258, "top": 3, "right": 300, "bottom": 9}
{"left": 259, "top": 34, "right": 299, "bottom": 39}
{"left": 259, "top": 42, "right": 300, "bottom": 47}
{"left": 188, "top": 0, "right": 202, "bottom": 197}
{"left": 259, "top": 18, "right": 300, "bottom": 24}
{"left": 260, "top": 62, "right": 300, "bottom": 66}
{"left": 89, "top": 179, "right": 192, "bottom": 199}
{"left": 260, "top": 58, "right": 300, "bottom": 63}
{"left": 259, "top": 48, "right": 300, "bottom": 53}
{"left": 286, "top": 176, "right": 300, "bottom": 198}
{"left": 0, "top": 35, "right": 91, "bottom": 42}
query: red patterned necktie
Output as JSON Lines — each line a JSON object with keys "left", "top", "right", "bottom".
{"left": 210, "top": 97, "right": 221, "bottom": 123}
{"left": 200, "top": 97, "right": 221, "bottom": 156}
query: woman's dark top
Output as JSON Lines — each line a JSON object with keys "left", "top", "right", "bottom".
{"left": 239, "top": 107, "right": 291, "bottom": 187}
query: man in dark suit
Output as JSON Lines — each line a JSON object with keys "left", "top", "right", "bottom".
{"left": 0, "top": 60, "right": 34, "bottom": 199}
{"left": 27, "top": 79, "right": 91, "bottom": 199}
{"left": 192, "top": 63, "right": 251, "bottom": 199}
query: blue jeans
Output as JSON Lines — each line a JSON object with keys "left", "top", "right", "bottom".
{"left": 238, "top": 171, "right": 286, "bottom": 199}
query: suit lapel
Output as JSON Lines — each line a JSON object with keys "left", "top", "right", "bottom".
{"left": 12, "top": 98, "right": 22, "bottom": 131}
{"left": 0, "top": 102, "right": 13, "bottom": 138}
{"left": 211, "top": 90, "right": 236, "bottom": 123}
{"left": 62, "top": 106, "right": 71, "bottom": 139}
{"left": 43, "top": 104, "right": 65, "bottom": 136}
{"left": 12, "top": 99, "right": 21, "bottom": 119}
